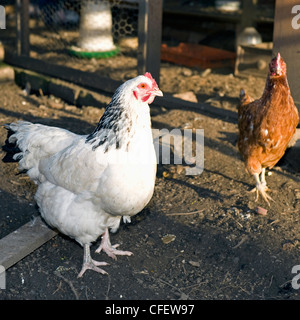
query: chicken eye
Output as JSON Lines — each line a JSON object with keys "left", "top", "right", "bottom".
{"left": 140, "top": 84, "right": 146, "bottom": 89}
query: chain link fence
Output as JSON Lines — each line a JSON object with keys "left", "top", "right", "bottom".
{"left": 30, "top": 0, "right": 139, "bottom": 79}
{"left": 2, "top": 0, "right": 143, "bottom": 81}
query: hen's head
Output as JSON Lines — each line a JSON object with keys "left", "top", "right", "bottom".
{"left": 269, "top": 53, "right": 286, "bottom": 77}
{"left": 125, "top": 72, "right": 163, "bottom": 105}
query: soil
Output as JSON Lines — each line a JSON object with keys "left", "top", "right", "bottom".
{"left": 0, "top": 61, "right": 300, "bottom": 301}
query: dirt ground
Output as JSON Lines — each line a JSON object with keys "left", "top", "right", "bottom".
{"left": 0, "top": 61, "right": 300, "bottom": 301}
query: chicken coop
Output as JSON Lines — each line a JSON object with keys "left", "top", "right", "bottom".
{"left": 3, "top": 0, "right": 299, "bottom": 107}
{"left": 1, "top": 0, "right": 162, "bottom": 95}
{"left": 1, "top": 0, "right": 300, "bottom": 301}
{"left": 2, "top": 0, "right": 300, "bottom": 108}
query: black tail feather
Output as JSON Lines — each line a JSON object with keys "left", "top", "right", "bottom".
{"left": 2, "top": 126, "right": 21, "bottom": 163}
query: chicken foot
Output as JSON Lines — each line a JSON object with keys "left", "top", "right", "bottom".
{"left": 250, "top": 169, "right": 273, "bottom": 206}
{"left": 95, "top": 228, "right": 133, "bottom": 260}
{"left": 78, "top": 244, "right": 108, "bottom": 278}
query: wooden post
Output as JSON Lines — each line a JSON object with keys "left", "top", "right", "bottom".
{"left": 273, "top": 0, "right": 300, "bottom": 108}
{"left": 240, "top": 0, "right": 257, "bottom": 30}
{"left": 16, "top": 0, "right": 30, "bottom": 56}
{"left": 236, "top": 0, "right": 258, "bottom": 47}
{"left": 137, "top": 0, "right": 162, "bottom": 84}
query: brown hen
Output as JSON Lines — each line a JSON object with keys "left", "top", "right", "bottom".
{"left": 238, "top": 53, "right": 299, "bottom": 205}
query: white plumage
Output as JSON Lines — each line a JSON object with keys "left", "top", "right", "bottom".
{"left": 5, "top": 73, "right": 163, "bottom": 277}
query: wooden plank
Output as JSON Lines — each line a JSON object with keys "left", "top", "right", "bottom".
{"left": 0, "top": 217, "right": 57, "bottom": 270}
{"left": 154, "top": 95, "right": 237, "bottom": 123}
{"left": 12, "top": 64, "right": 237, "bottom": 123}
{"left": 11, "top": 64, "right": 238, "bottom": 124}
{"left": 4, "top": 52, "right": 122, "bottom": 94}
{"left": 137, "top": 0, "right": 163, "bottom": 84}
{"left": 273, "top": 0, "right": 300, "bottom": 108}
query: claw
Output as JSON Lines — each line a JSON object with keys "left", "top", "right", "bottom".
{"left": 78, "top": 260, "right": 108, "bottom": 278}
{"left": 251, "top": 172, "right": 274, "bottom": 207}
{"left": 255, "top": 186, "right": 273, "bottom": 206}
{"left": 77, "top": 244, "right": 108, "bottom": 278}
{"left": 95, "top": 228, "right": 133, "bottom": 260}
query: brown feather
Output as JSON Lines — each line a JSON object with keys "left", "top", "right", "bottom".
{"left": 238, "top": 55, "right": 299, "bottom": 176}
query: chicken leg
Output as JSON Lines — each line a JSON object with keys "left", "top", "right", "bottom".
{"left": 95, "top": 228, "right": 133, "bottom": 260}
{"left": 260, "top": 168, "right": 267, "bottom": 189}
{"left": 251, "top": 169, "right": 273, "bottom": 206}
{"left": 78, "top": 244, "right": 108, "bottom": 278}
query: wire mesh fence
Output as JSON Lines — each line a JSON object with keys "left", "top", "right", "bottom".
{"left": 2, "top": 0, "right": 145, "bottom": 82}
{"left": 30, "top": 0, "right": 139, "bottom": 80}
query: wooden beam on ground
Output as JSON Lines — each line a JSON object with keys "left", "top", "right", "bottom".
{"left": 12, "top": 65, "right": 238, "bottom": 123}
{"left": 0, "top": 217, "right": 57, "bottom": 270}
{"left": 154, "top": 95, "right": 237, "bottom": 123}
{"left": 4, "top": 52, "right": 122, "bottom": 95}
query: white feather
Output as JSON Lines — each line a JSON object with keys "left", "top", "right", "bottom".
{"left": 7, "top": 75, "right": 158, "bottom": 247}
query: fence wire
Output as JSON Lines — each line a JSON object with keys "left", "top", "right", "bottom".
{"left": 2, "top": 0, "right": 140, "bottom": 80}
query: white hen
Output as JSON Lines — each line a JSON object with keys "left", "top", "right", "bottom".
{"left": 5, "top": 73, "right": 163, "bottom": 277}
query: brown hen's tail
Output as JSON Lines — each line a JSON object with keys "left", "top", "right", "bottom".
{"left": 239, "top": 88, "right": 254, "bottom": 105}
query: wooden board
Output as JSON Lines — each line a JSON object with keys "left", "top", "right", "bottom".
{"left": 12, "top": 66, "right": 238, "bottom": 123}
{"left": 161, "top": 43, "right": 236, "bottom": 69}
{"left": 0, "top": 217, "right": 57, "bottom": 270}
{"left": 155, "top": 95, "right": 237, "bottom": 123}
{"left": 4, "top": 52, "right": 122, "bottom": 94}
{"left": 273, "top": 0, "right": 300, "bottom": 108}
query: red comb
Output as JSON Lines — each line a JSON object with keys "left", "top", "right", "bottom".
{"left": 276, "top": 52, "right": 281, "bottom": 64}
{"left": 144, "top": 72, "right": 158, "bottom": 88}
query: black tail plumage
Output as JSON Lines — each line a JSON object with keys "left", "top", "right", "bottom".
{"left": 1, "top": 125, "right": 21, "bottom": 163}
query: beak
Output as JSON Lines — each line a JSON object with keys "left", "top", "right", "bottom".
{"left": 275, "top": 66, "right": 282, "bottom": 75}
{"left": 150, "top": 88, "right": 163, "bottom": 97}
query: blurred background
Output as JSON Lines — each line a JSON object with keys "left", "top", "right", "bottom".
{"left": 0, "top": 0, "right": 276, "bottom": 81}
